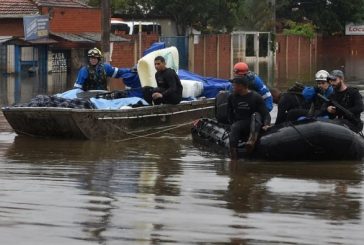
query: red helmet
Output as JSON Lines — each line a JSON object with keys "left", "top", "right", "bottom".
{"left": 233, "top": 62, "right": 249, "bottom": 76}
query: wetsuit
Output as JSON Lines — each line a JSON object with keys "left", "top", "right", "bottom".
{"left": 275, "top": 92, "right": 307, "bottom": 125}
{"left": 143, "top": 68, "right": 183, "bottom": 105}
{"left": 285, "top": 86, "right": 333, "bottom": 122}
{"left": 227, "top": 91, "right": 270, "bottom": 148}
{"left": 321, "top": 87, "right": 363, "bottom": 132}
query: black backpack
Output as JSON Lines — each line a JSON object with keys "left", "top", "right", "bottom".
{"left": 215, "top": 91, "right": 230, "bottom": 124}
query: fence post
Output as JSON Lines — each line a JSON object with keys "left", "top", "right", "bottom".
{"left": 188, "top": 34, "right": 195, "bottom": 72}
{"left": 217, "top": 35, "right": 220, "bottom": 77}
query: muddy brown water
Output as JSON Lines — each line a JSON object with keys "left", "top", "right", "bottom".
{"left": 1, "top": 74, "right": 364, "bottom": 244}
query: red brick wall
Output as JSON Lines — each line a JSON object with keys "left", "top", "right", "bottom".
{"left": 217, "top": 34, "right": 231, "bottom": 79}
{"left": 276, "top": 34, "right": 364, "bottom": 84}
{"left": 276, "top": 34, "right": 318, "bottom": 87}
{"left": 193, "top": 34, "right": 231, "bottom": 79}
{"left": 111, "top": 41, "right": 135, "bottom": 67}
{"left": 193, "top": 36, "right": 205, "bottom": 76}
{"left": 0, "top": 7, "right": 101, "bottom": 36}
{"left": 41, "top": 7, "right": 101, "bottom": 33}
{"left": 0, "top": 19, "right": 25, "bottom": 36}
{"left": 111, "top": 33, "right": 159, "bottom": 68}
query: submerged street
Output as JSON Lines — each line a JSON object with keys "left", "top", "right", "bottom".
{"left": 1, "top": 74, "right": 364, "bottom": 244}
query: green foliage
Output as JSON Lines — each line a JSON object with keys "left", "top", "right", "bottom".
{"left": 283, "top": 20, "right": 316, "bottom": 39}
{"left": 277, "top": 0, "right": 364, "bottom": 35}
{"left": 86, "top": 0, "right": 364, "bottom": 36}
{"left": 143, "top": 0, "right": 239, "bottom": 35}
{"left": 87, "top": 0, "right": 129, "bottom": 13}
{"left": 233, "top": 0, "right": 275, "bottom": 31}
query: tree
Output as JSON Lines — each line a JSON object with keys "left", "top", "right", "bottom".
{"left": 136, "top": 0, "right": 239, "bottom": 35}
{"left": 233, "top": 0, "right": 275, "bottom": 31}
{"left": 87, "top": 0, "right": 364, "bottom": 35}
{"left": 277, "top": 0, "right": 364, "bottom": 35}
{"left": 89, "top": 0, "right": 239, "bottom": 35}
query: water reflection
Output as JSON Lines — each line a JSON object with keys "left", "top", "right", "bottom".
{"left": 1, "top": 131, "right": 364, "bottom": 243}
{"left": 0, "top": 72, "right": 71, "bottom": 106}
{"left": 1, "top": 64, "right": 364, "bottom": 244}
{"left": 4, "top": 135, "right": 184, "bottom": 243}
{"left": 225, "top": 162, "right": 363, "bottom": 221}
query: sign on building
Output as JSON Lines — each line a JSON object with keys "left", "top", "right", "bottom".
{"left": 23, "top": 15, "right": 49, "bottom": 41}
{"left": 345, "top": 23, "right": 364, "bottom": 35}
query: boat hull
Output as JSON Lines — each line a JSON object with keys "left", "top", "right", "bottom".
{"left": 191, "top": 118, "right": 364, "bottom": 161}
{"left": 2, "top": 99, "right": 215, "bottom": 140}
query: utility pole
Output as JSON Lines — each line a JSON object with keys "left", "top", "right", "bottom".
{"left": 101, "top": 0, "right": 111, "bottom": 63}
{"left": 270, "top": 0, "right": 276, "bottom": 34}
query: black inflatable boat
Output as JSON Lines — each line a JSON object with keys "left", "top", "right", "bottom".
{"left": 191, "top": 118, "right": 364, "bottom": 161}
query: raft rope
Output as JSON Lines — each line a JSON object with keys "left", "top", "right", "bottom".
{"left": 288, "top": 121, "right": 325, "bottom": 154}
{"left": 109, "top": 120, "right": 196, "bottom": 142}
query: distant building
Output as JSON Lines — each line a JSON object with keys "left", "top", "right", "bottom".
{"left": 0, "top": 0, "right": 128, "bottom": 77}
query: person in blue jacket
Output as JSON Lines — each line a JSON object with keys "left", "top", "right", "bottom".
{"left": 286, "top": 70, "right": 333, "bottom": 121}
{"left": 73, "top": 47, "right": 132, "bottom": 91}
{"left": 233, "top": 62, "right": 273, "bottom": 112}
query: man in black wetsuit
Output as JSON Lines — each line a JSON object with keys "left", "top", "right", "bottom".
{"left": 227, "top": 76, "right": 271, "bottom": 159}
{"left": 143, "top": 56, "right": 183, "bottom": 105}
{"left": 270, "top": 86, "right": 307, "bottom": 125}
{"left": 321, "top": 70, "right": 363, "bottom": 133}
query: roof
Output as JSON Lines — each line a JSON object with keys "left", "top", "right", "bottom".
{"left": 0, "top": 36, "right": 13, "bottom": 44}
{"left": 0, "top": 36, "right": 57, "bottom": 45}
{"left": 33, "top": 0, "right": 91, "bottom": 8}
{"left": 22, "top": 37, "right": 58, "bottom": 44}
{"left": 51, "top": 32, "right": 129, "bottom": 42}
{"left": 0, "top": 0, "right": 39, "bottom": 18}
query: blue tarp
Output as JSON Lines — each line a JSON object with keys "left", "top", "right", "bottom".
{"left": 178, "top": 69, "right": 231, "bottom": 98}
{"left": 90, "top": 97, "right": 149, "bottom": 109}
{"left": 55, "top": 88, "right": 84, "bottom": 99}
{"left": 121, "top": 71, "right": 143, "bottom": 97}
{"left": 143, "top": 42, "right": 166, "bottom": 56}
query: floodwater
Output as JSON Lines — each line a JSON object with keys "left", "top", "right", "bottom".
{"left": 1, "top": 73, "right": 364, "bottom": 244}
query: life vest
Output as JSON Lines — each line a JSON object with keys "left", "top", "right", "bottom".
{"left": 83, "top": 64, "right": 107, "bottom": 91}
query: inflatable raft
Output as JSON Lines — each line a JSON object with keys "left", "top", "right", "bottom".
{"left": 191, "top": 118, "right": 364, "bottom": 161}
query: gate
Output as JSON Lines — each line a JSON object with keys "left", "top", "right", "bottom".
{"left": 160, "top": 36, "right": 188, "bottom": 70}
{"left": 231, "top": 32, "right": 274, "bottom": 84}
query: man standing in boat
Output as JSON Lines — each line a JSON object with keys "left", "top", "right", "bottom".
{"left": 73, "top": 47, "right": 132, "bottom": 91}
{"left": 233, "top": 62, "right": 273, "bottom": 112}
{"left": 321, "top": 70, "right": 363, "bottom": 133}
{"left": 143, "top": 56, "right": 183, "bottom": 105}
{"left": 227, "top": 76, "right": 271, "bottom": 160}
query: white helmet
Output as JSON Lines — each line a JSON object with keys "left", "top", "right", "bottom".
{"left": 315, "top": 70, "right": 329, "bottom": 81}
